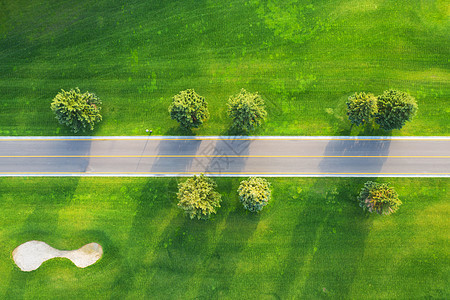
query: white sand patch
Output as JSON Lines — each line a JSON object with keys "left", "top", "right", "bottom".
{"left": 12, "top": 241, "right": 103, "bottom": 272}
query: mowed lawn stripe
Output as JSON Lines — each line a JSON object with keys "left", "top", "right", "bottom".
{"left": 0, "top": 177, "right": 448, "bottom": 299}
{"left": 0, "top": 0, "right": 448, "bottom": 136}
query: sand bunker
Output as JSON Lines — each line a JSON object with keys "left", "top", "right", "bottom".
{"left": 12, "top": 241, "right": 103, "bottom": 272}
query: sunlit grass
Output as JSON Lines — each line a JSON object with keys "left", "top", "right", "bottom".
{"left": 0, "top": 177, "right": 448, "bottom": 298}
{"left": 0, "top": 0, "right": 448, "bottom": 136}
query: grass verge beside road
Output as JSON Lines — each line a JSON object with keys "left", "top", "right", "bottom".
{"left": 0, "top": 177, "right": 448, "bottom": 299}
{"left": 0, "top": 0, "right": 448, "bottom": 136}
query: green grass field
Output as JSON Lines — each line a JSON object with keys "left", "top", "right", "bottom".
{"left": 0, "top": 0, "right": 448, "bottom": 136}
{"left": 1, "top": 1, "right": 448, "bottom": 299}
{"left": 0, "top": 177, "right": 448, "bottom": 299}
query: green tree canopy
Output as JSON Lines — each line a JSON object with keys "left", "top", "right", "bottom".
{"left": 357, "top": 181, "right": 402, "bottom": 215}
{"left": 346, "top": 92, "right": 378, "bottom": 126}
{"left": 238, "top": 177, "right": 271, "bottom": 212}
{"left": 169, "top": 89, "right": 209, "bottom": 129}
{"left": 177, "top": 174, "right": 221, "bottom": 220}
{"left": 375, "top": 90, "right": 418, "bottom": 130}
{"left": 50, "top": 88, "right": 102, "bottom": 133}
{"left": 227, "top": 88, "right": 267, "bottom": 132}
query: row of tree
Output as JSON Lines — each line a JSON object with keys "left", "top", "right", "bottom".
{"left": 177, "top": 175, "right": 402, "bottom": 220}
{"left": 50, "top": 88, "right": 417, "bottom": 133}
{"left": 346, "top": 89, "right": 418, "bottom": 130}
{"left": 168, "top": 88, "right": 267, "bottom": 132}
{"left": 50, "top": 87, "right": 268, "bottom": 133}
{"left": 177, "top": 175, "right": 271, "bottom": 220}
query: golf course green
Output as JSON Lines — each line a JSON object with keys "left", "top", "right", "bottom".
{"left": 0, "top": 0, "right": 448, "bottom": 136}
{"left": 0, "top": 177, "right": 448, "bottom": 298}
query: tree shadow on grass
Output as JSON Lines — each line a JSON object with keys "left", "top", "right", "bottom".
{"left": 109, "top": 178, "right": 179, "bottom": 299}
{"left": 141, "top": 216, "right": 222, "bottom": 298}
{"left": 299, "top": 178, "right": 373, "bottom": 299}
{"left": 4, "top": 178, "right": 81, "bottom": 299}
{"left": 274, "top": 178, "right": 373, "bottom": 299}
{"left": 359, "top": 127, "right": 393, "bottom": 137}
{"left": 273, "top": 181, "right": 328, "bottom": 300}
{"left": 58, "top": 229, "right": 119, "bottom": 295}
{"left": 110, "top": 177, "right": 225, "bottom": 299}
{"left": 336, "top": 127, "right": 352, "bottom": 136}
{"left": 337, "top": 119, "right": 395, "bottom": 137}
{"left": 221, "top": 126, "right": 250, "bottom": 137}
{"left": 164, "top": 126, "right": 195, "bottom": 136}
{"left": 130, "top": 178, "right": 238, "bottom": 298}
{"left": 195, "top": 210, "right": 260, "bottom": 299}
{"left": 349, "top": 123, "right": 393, "bottom": 137}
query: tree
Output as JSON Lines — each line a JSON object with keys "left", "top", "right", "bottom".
{"left": 375, "top": 89, "right": 418, "bottom": 130}
{"left": 169, "top": 89, "right": 209, "bottom": 129}
{"left": 238, "top": 177, "right": 271, "bottom": 212}
{"left": 51, "top": 88, "right": 102, "bottom": 133}
{"left": 346, "top": 92, "right": 378, "bottom": 126}
{"left": 177, "top": 174, "right": 221, "bottom": 220}
{"left": 227, "top": 88, "right": 267, "bottom": 132}
{"left": 357, "top": 181, "right": 402, "bottom": 215}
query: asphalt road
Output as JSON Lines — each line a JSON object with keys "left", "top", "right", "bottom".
{"left": 0, "top": 136, "right": 449, "bottom": 177}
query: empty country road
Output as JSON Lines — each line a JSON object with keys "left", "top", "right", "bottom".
{"left": 0, "top": 136, "right": 449, "bottom": 177}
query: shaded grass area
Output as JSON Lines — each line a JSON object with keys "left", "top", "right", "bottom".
{"left": 0, "top": 0, "right": 448, "bottom": 136}
{"left": 0, "top": 177, "right": 448, "bottom": 299}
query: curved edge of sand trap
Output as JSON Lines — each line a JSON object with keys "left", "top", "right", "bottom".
{"left": 12, "top": 241, "right": 103, "bottom": 272}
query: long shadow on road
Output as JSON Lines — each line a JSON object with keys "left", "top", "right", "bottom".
{"left": 319, "top": 138, "right": 391, "bottom": 175}
{"left": 204, "top": 138, "right": 251, "bottom": 175}
{"left": 0, "top": 138, "right": 91, "bottom": 174}
{"left": 149, "top": 138, "right": 252, "bottom": 175}
{"left": 150, "top": 139, "right": 201, "bottom": 174}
